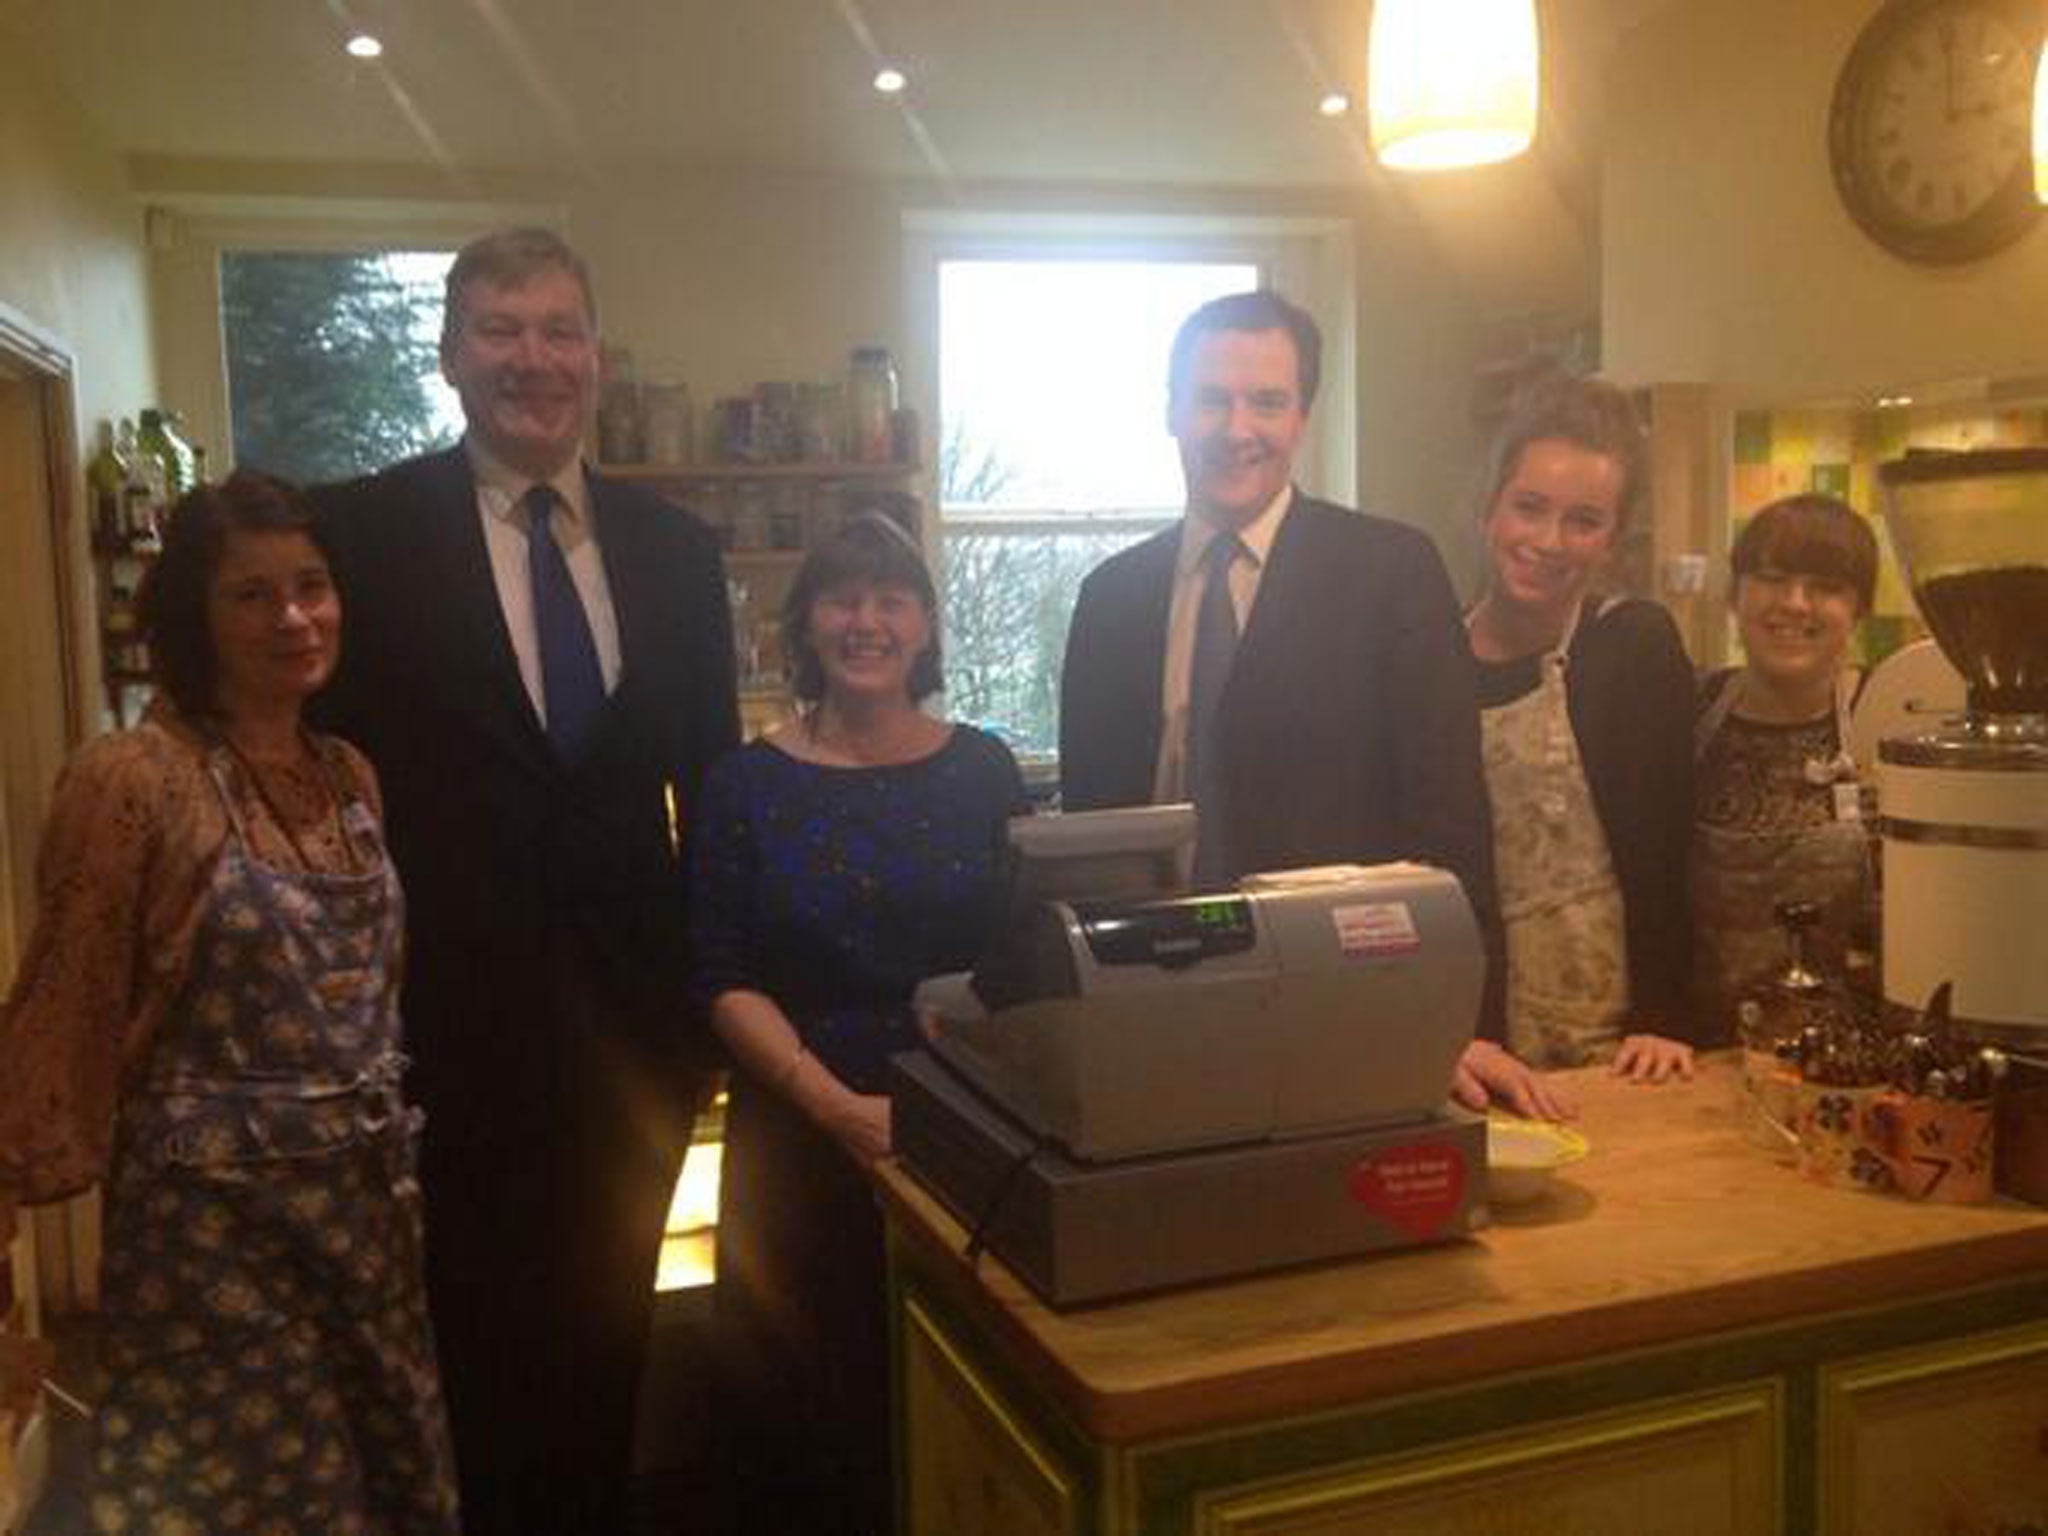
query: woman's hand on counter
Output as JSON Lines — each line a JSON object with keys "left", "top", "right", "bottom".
{"left": 1452, "top": 1039, "right": 1578, "bottom": 1122}
{"left": 793, "top": 1058, "right": 893, "bottom": 1170}
{"left": 709, "top": 987, "right": 894, "bottom": 1167}
{"left": 1610, "top": 1034, "right": 1695, "bottom": 1084}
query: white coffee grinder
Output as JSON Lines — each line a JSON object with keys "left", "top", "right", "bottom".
{"left": 1877, "top": 448, "right": 2048, "bottom": 1199}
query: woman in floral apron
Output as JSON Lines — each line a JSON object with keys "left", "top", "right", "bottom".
{"left": 1693, "top": 493, "right": 1880, "bottom": 1039}
{"left": 1465, "top": 375, "right": 1701, "bottom": 1082}
{"left": 0, "top": 473, "right": 458, "bottom": 1533}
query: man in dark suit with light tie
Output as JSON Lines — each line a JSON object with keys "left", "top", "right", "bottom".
{"left": 1060, "top": 288, "right": 1566, "bottom": 1119}
{"left": 316, "top": 228, "right": 739, "bottom": 1534}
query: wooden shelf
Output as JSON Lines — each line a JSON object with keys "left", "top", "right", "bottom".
{"left": 602, "top": 460, "right": 920, "bottom": 483}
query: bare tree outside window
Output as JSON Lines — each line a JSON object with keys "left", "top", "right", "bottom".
{"left": 940, "top": 422, "right": 1146, "bottom": 752}
{"left": 936, "top": 258, "right": 1256, "bottom": 757}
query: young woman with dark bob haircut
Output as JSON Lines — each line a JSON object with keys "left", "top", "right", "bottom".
{"left": 0, "top": 471, "right": 458, "bottom": 1531}
{"left": 688, "top": 512, "right": 1024, "bottom": 1534}
{"left": 1693, "top": 492, "right": 1880, "bottom": 1033}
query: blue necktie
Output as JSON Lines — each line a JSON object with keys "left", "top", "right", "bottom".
{"left": 525, "top": 485, "right": 605, "bottom": 763}
{"left": 1186, "top": 531, "right": 1245, "bottom": 887}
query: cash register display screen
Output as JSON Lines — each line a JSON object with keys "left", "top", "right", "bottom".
{"left": 1072, "top": 895, "right": 1256, "bottom": 969}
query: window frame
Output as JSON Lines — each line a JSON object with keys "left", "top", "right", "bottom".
{"left": 900, "top": 210, "right": 1356, "bottom": 756}
{"left": 903, "top": 209, "right": 1358, "bottom": 554}
{"left": 145, "top": 196, "right": 564, "bottom": 476}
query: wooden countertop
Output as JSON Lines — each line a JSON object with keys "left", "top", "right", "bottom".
{"left": 876, "top": 1056, "right": 2048, "bottom": 1442}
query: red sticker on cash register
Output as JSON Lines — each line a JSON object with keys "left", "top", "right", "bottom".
{"left": 1331, "top": 901, "right": 1420, "bottom": 957}
{"left": 1348, "top": 1142, "right": 1468, "bottom": 1239}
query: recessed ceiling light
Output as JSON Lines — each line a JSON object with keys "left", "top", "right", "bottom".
{"left": 345, "top": 33, "right": 384, "bottom": 59}
{"left": 873, "top": 66, "right": 907, "bottom": 95}
{"left": 1318, "top": 92, "right": 1351, "bottom": 117}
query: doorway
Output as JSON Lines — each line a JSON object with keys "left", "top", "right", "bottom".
{"left": 0, "top": 300, "right": 86, "bottom": 1536}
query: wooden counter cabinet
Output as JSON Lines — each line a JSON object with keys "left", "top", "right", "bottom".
{"left": 879, "top": 1059, "right": 2048, "bottom": 1535}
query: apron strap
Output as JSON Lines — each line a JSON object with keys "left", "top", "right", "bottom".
{"left": 200, "top": 740, "right": 259, "bottom": 849}
{"left": 1693, "top": 667, "right": 1862, "bottom": 782}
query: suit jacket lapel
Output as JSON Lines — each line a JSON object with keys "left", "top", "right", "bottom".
{"left": 1129, "top": 528, "right": 1178, "bottom": 770}
{"left": 590, "top": 474, "right": 646, "bottom": 723}
{"left": 1222, "top": 489, "right": 1309, "bottom": 731}
{"left": 423, "top": 449, "right": 555, "bottom": 773}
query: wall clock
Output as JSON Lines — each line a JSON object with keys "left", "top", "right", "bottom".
{"left": 1828, "top": 0, "right": 2045, "bottom": 263}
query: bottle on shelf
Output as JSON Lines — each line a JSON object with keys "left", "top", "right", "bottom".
{"left": 102, "top": 568, "right": 149, "bottom": 677}
{"left": 116, "top": 418, "right": 166, "bottom": 551}
{"left": 136, "top": 408, "right": 195, "bottom": 499}
{"left": 797, "top": 381, "right": 843, "bottom": 463}
{"left": 847, "top": 346, "right": 900, "bottom": 465}
{"left": 598, "top": 345, "right": 645, "bottom": 465}
{"left": 642, "top": 380, "right": 691, "bottom": 466}
{"left": 166, "top": 411, "right": 203, "bottom": 489}
{"left": 87, "top": 421, "right": 128, "bottom": 552}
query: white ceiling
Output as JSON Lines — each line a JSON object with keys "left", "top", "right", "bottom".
{"left": 12, "top": 0, "right": 1682, "bottom": 312}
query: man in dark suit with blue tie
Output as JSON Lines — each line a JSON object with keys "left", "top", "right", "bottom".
{"left": 1059, "top": 289, "right": 1567, "bottom": 1120}
{"left": 316, "top": 228, "right": 739, "bottom": 1534}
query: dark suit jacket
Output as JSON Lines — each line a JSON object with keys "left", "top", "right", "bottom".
{"left": 1060, "top": 492, "right": 1505, "bottom": 1036}
{"left": 313, "top": 447, "right": 740, "bottom": 1168}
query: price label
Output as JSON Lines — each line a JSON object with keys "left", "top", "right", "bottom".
{"left": 1332, "top": 901, "right": 1420, "bottom": 958}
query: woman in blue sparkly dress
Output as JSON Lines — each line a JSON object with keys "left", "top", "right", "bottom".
{"left": 689, "top": 513, "right": 1025, "bottom": 1535}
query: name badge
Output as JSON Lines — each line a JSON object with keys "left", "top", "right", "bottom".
{"left": 1833, "top": 781, "right": 1863, "bottom": 824}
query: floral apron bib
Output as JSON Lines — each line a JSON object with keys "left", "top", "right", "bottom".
{"left": 1475, "top": 603, "right": 1631, "bottom": 1067}
{"left": 1690, "top": 673, "right": 1873, "bottom": 1040}
{"left": 89, "top": 742, "right": 458, "bottom": 1535}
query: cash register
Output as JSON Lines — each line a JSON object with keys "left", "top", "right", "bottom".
{"left": 894, "top": 806, "right": 1490, "bottom": 1306}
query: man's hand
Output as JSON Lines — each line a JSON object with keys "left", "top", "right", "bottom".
{"left": 1451, "top": 1038, "right": 1578, "bottom": 1122}
{"left": 1611, "top": 1033, "right": 1694, "bottom": 1084}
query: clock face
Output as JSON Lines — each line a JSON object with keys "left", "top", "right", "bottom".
{"left": 1830, "top": 0, "right": 2044, "bottom": 262}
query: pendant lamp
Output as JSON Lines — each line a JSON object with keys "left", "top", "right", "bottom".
{"left": 1368, "top": 0, "right": 1539, "bottom": 172}
{"left": 2034, "top": 38, "right": 2048, "bottom": 202}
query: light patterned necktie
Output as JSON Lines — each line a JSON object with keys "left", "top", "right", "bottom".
{"left": 1186, "top": 530, "right": 1245, "bottom": 886}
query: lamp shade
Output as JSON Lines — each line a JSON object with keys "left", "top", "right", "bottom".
{"left": 2035, "top": 38, "right": 2048, "bottom": 202}
{"left": 1369, "top": 0, "right": 1539, "bottom": 172}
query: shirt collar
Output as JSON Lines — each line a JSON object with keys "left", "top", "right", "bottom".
{"left": 465, "top": 435, "right": 592, "bottom": 532}
{"left": 1177, "top": 483, "right": 1293, "bottom": 579}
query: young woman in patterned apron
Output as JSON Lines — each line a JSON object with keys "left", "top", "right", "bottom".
{"left": 1466, "top": 375, "right": 1701, "bottom": 1084}
{"left": 0, "top": 473, "right": 458, "bottom": 1533}
{"left": 1693, "top": 494, "right": 1880, "bottom": 1040}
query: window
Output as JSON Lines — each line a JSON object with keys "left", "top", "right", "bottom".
{"left": 936, "top": 258, "right": 1257, "bottom": 757}
{"left": 220, "top": 249, "right": 461, "bottom": 484}
{"left": 143, "top": 200, "right": 559, "bottom": 483}
{"left": 907, "top": 212, "right": 1356, "bottom": 765}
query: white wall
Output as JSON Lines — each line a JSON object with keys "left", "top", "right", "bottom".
{"left": 576, "top": 170, "right": 1487, "bottom": 554}
{"left": 137, "top": 158, "right": 1493, "bottom": 556}
{"left": 0, "top": 29, "right": 155, "bottom": 439}
{"left": 1602, "top": 0, "right": 2048, "bottom": 400}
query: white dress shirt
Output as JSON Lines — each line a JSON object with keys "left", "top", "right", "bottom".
{"left": 1151, "top": 484, "right": 1293, "bottom": 803}
{"left": 464, "top": 438, "right": 623, "bottom": 727}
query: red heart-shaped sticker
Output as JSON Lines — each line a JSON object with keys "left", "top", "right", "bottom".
{"left": 1347, "top": 1141, "right": 1468, "bottom": 1240}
